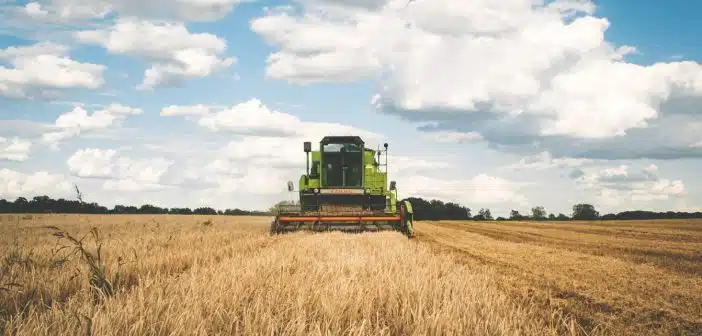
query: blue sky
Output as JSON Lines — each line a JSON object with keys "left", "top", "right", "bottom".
{"left": 1, "top": 0, "right": 701, "bottom": 216}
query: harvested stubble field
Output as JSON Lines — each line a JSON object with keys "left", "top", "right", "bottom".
{"left": 0, "top": 214, "right": 700, "bottom": 335}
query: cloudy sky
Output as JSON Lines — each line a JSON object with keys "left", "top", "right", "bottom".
{"left": 1, "top": 0, "right": 701, "bottom": 216}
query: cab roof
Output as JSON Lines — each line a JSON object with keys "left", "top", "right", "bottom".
{"left": 320, "top": 136, "right": 364, "bottom": 145}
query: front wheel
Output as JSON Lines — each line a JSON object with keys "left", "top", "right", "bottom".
{"left": 400, "top": 201, "right": 414, "bottom": 238}
{"left": 269, "top": 217, "right": 279, "bottom": 236}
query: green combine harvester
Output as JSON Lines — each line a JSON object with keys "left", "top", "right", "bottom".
{"left": 270, "top": 136, "right": 414, "bottom": 237}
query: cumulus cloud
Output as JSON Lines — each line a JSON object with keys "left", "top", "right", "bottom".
{"left": 75, "top": 18, "right": 236, "bottom": 89}
{"left": 41, "top": 103, "right": 143, "bottom": 149}
{"left": 160, "top": 104, "right": 218, "bottom": 117}
{"left": 251, "top": 8, "right": 383, "bottom": 83}
{"left": 162, "top": 98, "right": 382, "bottom": 140}
{"left": 401, "top": 173, "right": 529, "bottom": 206}
{"left": 251, "top": 0, "right": 702, "bottom": 160}
{"left": 508, "top": 151, "right": 594, "bottom": 170}
{"left": 0, "top": 137, "right": 32, "bottom": 161}
{"left": 0, "top": 168, "right": 72, "bottom": 199}
{"left": 0, "top": 42, "right": 105, "bottom": 98}
{"left": 381, "top": 155, "right": 529, "bottom": 206}
{"left": 571, "top": 164, "right": 685, "bottom": 206}
{"left": 67, "top": 148, "right": 173, "bottom": 191}
{"left": 421, "top": 130, "right": 483, "bottom": 144}
{"left": 15, "top": 0, "right": 245, "bottom": 21}
{"left": 161, "top": 98, "right": 392, "bottom": 197}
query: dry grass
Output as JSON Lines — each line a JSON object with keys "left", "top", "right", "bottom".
{"left": 414, "top": 220, "right": 702, "bottom": 336}
{"left": 0, "top": 214, "right": 583, "bottom": 336}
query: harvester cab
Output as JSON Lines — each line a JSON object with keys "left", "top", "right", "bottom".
{"left": 270, "top": 136, "right": 414, "bottom": 237}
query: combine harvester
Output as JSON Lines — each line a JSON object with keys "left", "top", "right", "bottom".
{"left": 270, "top": 136, "right": 414, "bottom": 237}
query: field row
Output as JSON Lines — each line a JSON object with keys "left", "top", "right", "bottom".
{"left": 414, "top": 220, "right": 702, "bottom": 335}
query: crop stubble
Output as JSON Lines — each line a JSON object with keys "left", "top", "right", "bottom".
{"left": 414, "top": 220, "right": 702, "bottom": 335}
{"left": 1, "top": 214, "right": 700, "bottom": 335}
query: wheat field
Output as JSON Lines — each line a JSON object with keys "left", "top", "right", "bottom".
{"left": 1, "top": 214, "right": 700, "bottom": 335}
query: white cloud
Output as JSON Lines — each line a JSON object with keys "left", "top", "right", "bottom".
{"left": 23, "top": 2, "right": 51, "bottom": 19}
{"left": 196, "top": 99, "right": 301, "bottom": 136}
{"left": 0, "top": 42, "right": 105, "bottom": 98}
{"left": 508, "top": 151, "right": 593, "bottom": 170}
{"left": 421, "top": 130, "right": 483, "bottom": 144}
{"left": 252, "top": 0, "right": 702, "bottom": 159}
{"left": 0, "top": 137, "right": 32, "bottom": 161}
{"left": 572, "top": 164, "right": 685, "bottom": 206}
{"left": 67, "top": 148, "right": 173, "bottom": 191}
{"left": 386, "top": 155, "right": 451, "bottom": 177}
{"left": 400, "top": 173, "right": 528, "bottom": 206}
{"left": 0, "top": 168, "right": 72, "bottom": 199}
{"left": 41, "top": 103, "right": 143, "bottom": 149}
{"left": 16, "top": 0, "right": 245, "bottom": 21}
{"left": 75, "top": 18, "right": 236, "bottom": 89}
{"left": 161, "top": 98, "right": 392, "bottom": 198}
{"left": 160, "top": 104, "right": 217, "bottom": 117}
{"left": 163, "top": 98, "right": 382, "bottom": 141}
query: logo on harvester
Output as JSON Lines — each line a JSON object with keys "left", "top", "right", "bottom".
{"left": 319, "top": 188, "right": 365, "bottom": 194}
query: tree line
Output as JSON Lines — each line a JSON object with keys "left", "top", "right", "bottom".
{"left": 402, "top": 197, "right": 702, "bottom": 221}
{"left": 0, "top": 196, "right": 269, "bottom": 216}
{"left": 1, "top": 195, "right": 701, "bottom": 221}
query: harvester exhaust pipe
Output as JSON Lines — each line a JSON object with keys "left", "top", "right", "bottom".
{"left": 304, "top": 141, "right": 311, "bottom": 175}
{"left": 384, "top": 142, "right": 388, "bottom": 173}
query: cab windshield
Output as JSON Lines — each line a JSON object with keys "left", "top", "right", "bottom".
{"left": 321, "top": 142, "right": 363, "bottom": 187}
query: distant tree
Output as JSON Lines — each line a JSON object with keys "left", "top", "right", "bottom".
{"left": 548, "top": 213, "right": 556, "bottom": 221}
{"left": 139, "top": 204, "right": 167, "bottom": 214}
{"left": 6, "top": 193, "right": 702, "bottom": 221}
{"left": 444, "top": 202, "right": 472, "bottom": 220}
{"left": 496, "top": 216, "right": 507, "bottom": 221}
{"left": 402, "top": 197, "right": 471, "bottom": 220}
{"left": 531, "top": 206, "right": 547, "bottom": 220}
{"left": 474, "top": 208, "right": 493, "bottom": 221}
{"left": 484, "top": 209, "right": 493, "bottom": 220}
{"left": 509, "top": 210, "right": 524, "bottom": 220}
{"left": 572, "top": 203, "right": 600, "bottom": 220}
{"left": 193, "top": 207, "right": 217, "bottom": 215}
{"left": 170, "top": 207, "right": 193, "bottom": 215}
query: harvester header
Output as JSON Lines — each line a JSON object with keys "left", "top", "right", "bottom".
{"left": 270, "top": 135, "right": 414, "bottom": 236}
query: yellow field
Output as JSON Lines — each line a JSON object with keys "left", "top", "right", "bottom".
{"left": 1, "top": 214, "right": 700, "bottom": 335}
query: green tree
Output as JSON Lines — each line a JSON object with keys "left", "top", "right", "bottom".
{"left": 509, "top": 209, "right": 524, "bottom": 220}
{"left": 531, "top": 206, "right": 547, "bottom": 220}
{"left": 572, "top": 203, "right": 600, "bottom": 220}
{"left": 474, "top": 208, "right": 493, "bottom": 221}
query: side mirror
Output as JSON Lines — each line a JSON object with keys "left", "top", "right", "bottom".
{"left": 287, "top": 181, "right": 294, "bottom": 192}
{"left": 304, "top": 141, "right": 311, "bottom": 153}
{"left": 389, "top": 180, "right": 396, "bottom": 191}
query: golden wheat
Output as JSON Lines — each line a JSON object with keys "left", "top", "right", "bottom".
{"left": 416, "top": 220, "right": 702, "bottom": 336}
{"left": 1, "top": 214, "right": 581, "bottom": 336}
